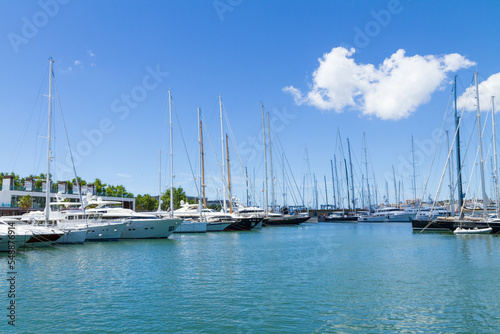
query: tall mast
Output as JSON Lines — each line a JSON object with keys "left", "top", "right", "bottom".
{"left": 411, "top": 135, "right": 417, "bottom": 204}
{"left": 454, "top": 75, "right": 464, "bottom": 215}
{"left": 475, "top": 72, "right": 488, "bottom": 217}
{"left": 334, "top": 155, "right": 340, "bottom": 208}
{"left": 363, "top": 133, "right": 371, "bottom": 210}
{"left": 158, "top": 149, "right": 162, "bottom": 211}
{"left": 282, "top": 154, "right": 286, "bottom": 207}
{"left": 330, "top": 160, "right": 336, "bottom": 209}
{"left": 253, "top": 167, "right": 256, "bottom": 208}
{"left": 347, "top": 138, "right": 355, "bottom": 212}
{"left": 305, "top": 146, "right": 310, "bottom": 207}
{"left": 45, "top": 58, "right": 54, "bottom": 223}
{"left": 200, "top": 112, "right": 207, "bottom": 208}
{"left": 314, "top": 174, "right": 318, "bottom": 210}
{"left": 267, "top": 112, "right": 275, "bottom": 212}
{"left": 169, "top": 90, "right": 174, "bottom": 218}
{"left": 392, "top": 165, "right": 398, "bottom": 207}
{"left": 492, "top": 96, "right": 499, "bottom": 214}
{"left": 197, "top": 108, "right": 203, "bottom": 219}
{"left": 385, "top": 180, "right": 389, "bottom": 205}
{"left": 302, "top": 175, "right": 305, "bottom": 208}
{"left": 398, "top": 181, "right": 401, "bottom": 207}
{"left": 245, "top": 166, "right": 249, "bottom": 207}
{"left": 226, "top": 133, "right": 232, "bottom": 213}
{"left": 219, "top": 95, "right": 227, "bottom": 213}
{"left": 261, "top": 102, "right": 268, "bottom": 215}
{"left": 344, "top": 159, "right": 350, "bottom": 211}
{"left": 324, "top": 175, "right": 328, "bottom": 209}
{"left": 361, "top": 174, "right": 365, "bottom": 209}
{"left": 446, "top": 131, "right": 454, "bottom": 214}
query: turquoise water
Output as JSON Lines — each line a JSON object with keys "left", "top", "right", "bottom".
{"left": 2, "top": 223, "right": 500, "bottom": 333}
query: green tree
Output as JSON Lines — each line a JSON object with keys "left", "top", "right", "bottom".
{"left": 34, "top": 173, "right": 49, "bottom": 189}
{"left": 18, "top": 195, "right": 32, "bottom": 210}
{"left": 208, "top": 203, "right": 221, "bottom": 211}
{"left": 160, "top": 187, "right": 188, "bottom": 211}
{"left": 93, "top": 178, "right": 106, "bottom": 195}
{"left": 136, "top": 194, "right": 159, "bottom": 212}
{"left": 71, "top": 177, "right": 87, "bottom": 187}
{"left": 0, "top": 173, "right": 23, "bottom": 188}
{"left": 104, "top": 184, "right": 133, "bottom": 198}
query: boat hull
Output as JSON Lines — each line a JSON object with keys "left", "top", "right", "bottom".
{"left": 206, "top": 222, "right": 232, "bottom": 232}
{"left": 120, "top": 219, "right": 182, "bottom": 239}
{"left": 411, "top": 219, "right": 455, "bottom": 231}
{"left": 454, "top": 227, "right": 492, "bottom": 234}
{"left": 324, "top": 216, "right": 358, "bottom": 222}
{"left": 224, "top": 217, "right": 262, "bottom": 231}
{"left": 452, "top": 221, "right": 500, "bottom": 234}
{"left": 23, "top": 232, "right": 64, "bottom": 247}
{"left": 86, "top": 221, "right": 127, "bottom": 241}
{"left": 173, "top": 221, "right": 207, "bottom": 233}
{"left": 385, "top": 213, "right": 415, "bottom": 222}
{"left": 0, "top": 234, "right": 26, "bottom": 252}
{"left": 263, "top": 216, "right": 310, "bottom": 226}
{"left": 358, "top": 216, "right": 386, "bottom": 222}
{"left": 54, "top": 229, "right": 88, "bottom": 244}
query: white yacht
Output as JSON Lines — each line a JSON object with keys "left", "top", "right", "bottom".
{"left": 17, "top": 208, "right": 88, "bottom": 244}
{"left": 232, "top": 202, "right": 309, "bottom": 226}
{"left": 0, "top": 219, "right": 27, "bottom": 251}
{"left": 414, "top": 206, "right": 451, "bottom": 220}
{"left": 0, "top": 217, "right": 64, "bottom": 247}
{"left": 358, "top": 207, "right": 415, "bottom": 223}
{"left": 170, "top": 202, "right": 229, "bottom": 232}
{"left": 18, "top": 200, "right": 125, "bottom": 243}
{"left": 83, "top": 196, "right": 182, "bottom": 239}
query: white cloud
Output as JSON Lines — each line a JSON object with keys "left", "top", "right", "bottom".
{"left": 457, "top": 73, "right": 500, "bottom": 112}
{"left": 88, "top": 49, "right": 95, "bottom": 57}
{"left": 284, "top": 47, "right": 475, "bottom": 120}
{"left": 117, "top": 173, "right": 132, "bottom": 178}
{"left": 74, "top": 60, "right": 81, "bottom": 66}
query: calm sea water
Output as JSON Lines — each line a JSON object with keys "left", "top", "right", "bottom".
{"left": 2, "top": 223, "right": 500, "bottom": 333}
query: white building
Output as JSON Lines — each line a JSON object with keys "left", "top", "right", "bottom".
{"left": 0, "top": 175, "right": 135, "bottom": 216}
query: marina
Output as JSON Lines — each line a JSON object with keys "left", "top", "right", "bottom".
{"left": 2, "top": 1, "right": 500, "bottom": 332}
{"left": 1, "top": 222, "right": 499, "bottom": 333}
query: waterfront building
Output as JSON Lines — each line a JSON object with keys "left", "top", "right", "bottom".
{"left": 0, "top": 175, "right": 135, "bottom": 216}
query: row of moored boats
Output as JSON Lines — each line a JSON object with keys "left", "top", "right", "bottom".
{"left": 0, "top": 194, "right": 310, "bottom": 252}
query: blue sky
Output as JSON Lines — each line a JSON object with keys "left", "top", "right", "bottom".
{"left": 1, "top": 0, "right": 500, "bottom": 208}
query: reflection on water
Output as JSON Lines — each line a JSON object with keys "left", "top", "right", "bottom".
{"left": 1, "top": 223, "right": 499, "bottom": 333}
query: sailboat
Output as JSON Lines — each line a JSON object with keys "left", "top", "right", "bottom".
{"left": 17, "top": 59, "right": 132, "bottom": 243}
{"left": 215, "top": 97, "right": 262, "bottom": 231}
{"left": 0, "top": 218, "right": 26, "bottom": 251}
{"left": 12, "top": 58, "right": 77, "bottom": 245}
{"left": 454, "top": 73, "right": 495, "bottom": 234}
{"left": 257, "top": 107, "right": 309, "bottom": 226}
{"left": 156, "top": 90, "right": 199, "bottom": 233}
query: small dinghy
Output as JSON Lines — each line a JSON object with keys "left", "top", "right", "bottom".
{"left": 454, "top": 226, "right": 493, "bottom": 235}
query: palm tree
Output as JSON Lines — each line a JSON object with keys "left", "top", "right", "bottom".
{"left": 18, "top": 195, "right": 32, "bottom": 211}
